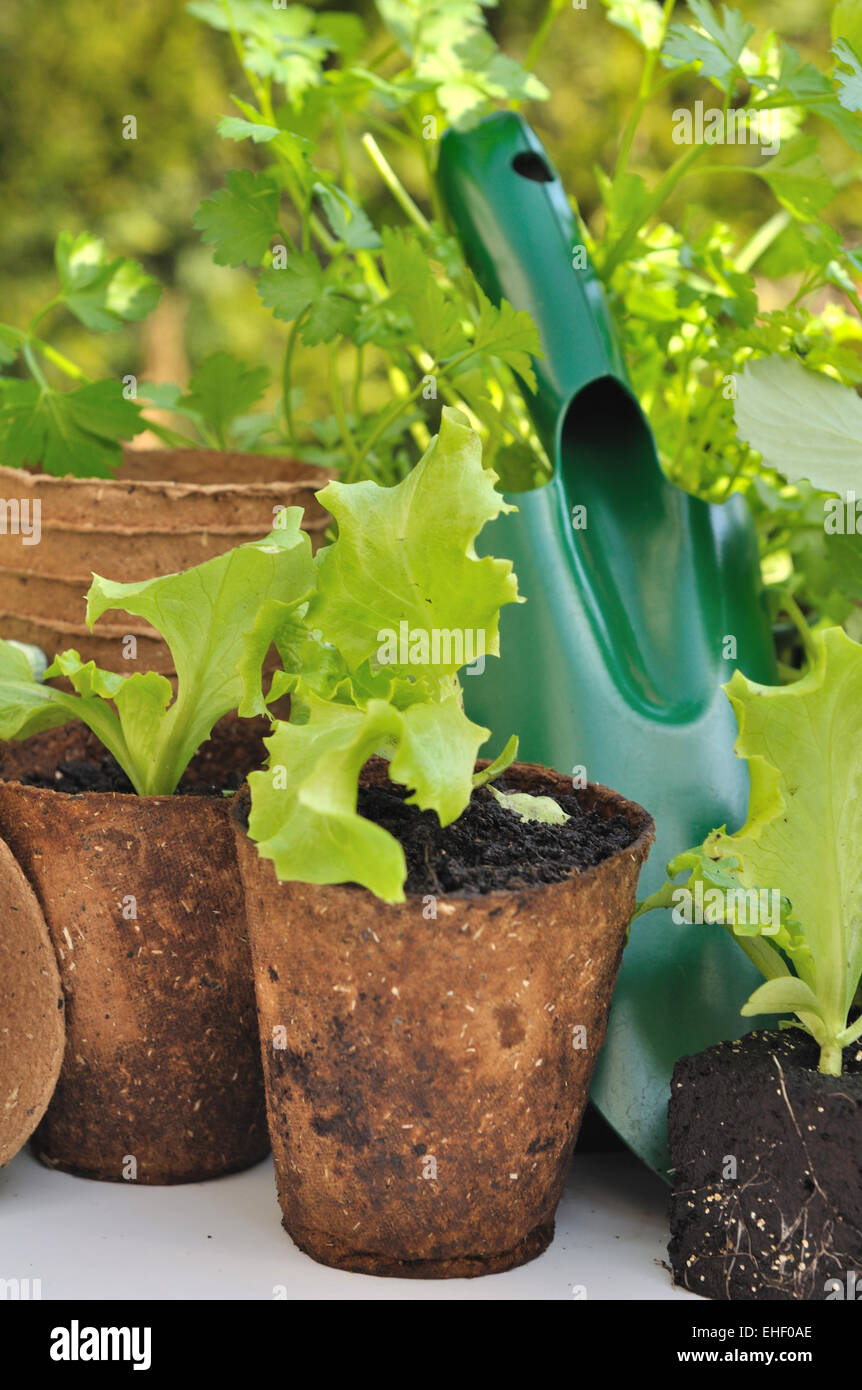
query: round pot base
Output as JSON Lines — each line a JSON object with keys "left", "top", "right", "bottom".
{"left": 33, "top": 1145, "right": 269, "bottom": 1187}
{"left": 286, "top": 1216, "right": 555, "bottom": 1280}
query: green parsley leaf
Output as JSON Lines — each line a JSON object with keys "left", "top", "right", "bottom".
{"left": 194, "top": 170, "right": 281, "bottom": 268}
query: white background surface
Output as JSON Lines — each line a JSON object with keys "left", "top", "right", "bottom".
{"left": 1, "top": 1146, "right": 699, "bottom": 1301}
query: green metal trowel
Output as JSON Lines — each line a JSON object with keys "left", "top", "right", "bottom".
{"left": 437, "top": 112, "right": 777, "bottom": 1178}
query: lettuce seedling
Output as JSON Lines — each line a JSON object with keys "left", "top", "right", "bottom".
{"left": 0, "top": 408, "right": 565, "bottom": 896}
{"left": 0, "top": 513, "right": 315, "bottom": 795}
{"left": 240, "top": 406, "right": 567, "bottom": 902}
{"left": 637, "top": 626, "right": 862, "bottom": 1075}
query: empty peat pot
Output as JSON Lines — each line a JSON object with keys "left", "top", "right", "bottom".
{"left": 234, "top": 760, "right": 654, "bottom": 1277}
{"left": 0, "top": 448, "right": 331, "bottom": 674}
{"left": 0, "top": 717, "right": 270, "bottom": 1184}
{"left": 669, "top": 1028, "right": 862, "bottom": 1300}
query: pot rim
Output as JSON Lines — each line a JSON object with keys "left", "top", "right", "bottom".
{"left": 0, "top": 751, "right": 655, "bottom": 891}
{"left": 0, "top": 453, "right": 332, "bottom": 501}
{"left": 0, "top": 775, "right": 237, "bottom": 809}
{"left": 236, "top": 757, "right": 656, "bottom": 905}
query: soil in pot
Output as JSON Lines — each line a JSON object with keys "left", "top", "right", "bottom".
{"left": 0, "top": 447, "right": 331, "bottom": 675}
{"left": 0, "top": 836, "right": 65, "bottom": 1167}
{"left": 233, "top": 759, "right": 653, "bottom": 1278}
{"left": 669, "top": 1028, "right": 862, "bottom": 1300}
{"left": 0, "top": 716, "right": 271, "bottom": 1184}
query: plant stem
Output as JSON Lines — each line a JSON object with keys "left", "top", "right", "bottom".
{"left": 28, "top": 336, "right": 90, "bottom": 383}
{"left": 362, "top": 132, "right": 431, "bottom": 233}
{"left": 819, "top": 1041, "right": 843, "bottom": 1076}
{"left": 614, "top": 0, "right": 678, "bottom": 177}
{"left": 22, "top": 342, "right": 50, "bottom": 391}
{"left": 282, "top": 311, "right": 307, "bottom": 444}
{"left": 351, "top": 375, "right": 426, "bottom": 478}
{"left": 352, "top": 343, "right": 364, "bottom": 421}
{"left": 143, "top": 419, "right": 200, "bottom": 450}
{"left": 602, "top": 142, "right": 705, "bottom": 278}
{"left": 407, "top": 107, "right": 447, "bottom": 226}
{"left": 27, "top": 297, "right": 63, "bottom": 337}
{"left": 780, "top": 590, "right": 818, "bottom": 666}
{"left": 522, "top": 0, "right": 569, "bottom": 74}
{"left": 329, "top": 341, "right": 362, "bottom": 477}
{"left": 736, "top": 209, "right": 791, "bottom": 274}
{"left": 334, "top": 109, "right": 357, "bottom": 200}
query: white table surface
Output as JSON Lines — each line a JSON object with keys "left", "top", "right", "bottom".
{"left": 1, "top": 1146, "right": 699, "bottom": 1301}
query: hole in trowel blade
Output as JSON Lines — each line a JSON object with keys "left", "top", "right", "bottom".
{"left": 512, "top": 151, "right": 555, "bottom": 182}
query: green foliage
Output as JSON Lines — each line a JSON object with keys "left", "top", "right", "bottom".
{"left": 589, "top": 0, "right": 862, "bottom": 661}
{"left": 143, "top": 350, "right": 271, "bottom": 449}
{"left": 735, "top": 356, "right": 862, "bottom": 494}
{"left": 0, "top": 233, "right": 160, "bottom": 477}
{"left": 186, "top": 0, "right": 550, "bottom": 486}
{"left": 194, "top": 169, "right": 282, "bottom": 268}
{"left": 243, "top": 407, "right": 548, "bottom": 901}
{"left": 639, "top": 628, "right": 862, "bottom": 1075}
{"left": 0, "top": 408, "right": 558, "bottom": 899}
{"left": 0, "top": 518, "right": 315, "bottom": 794}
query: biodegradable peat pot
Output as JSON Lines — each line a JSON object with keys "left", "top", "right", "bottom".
{"left": 0, "top": 836, "right": 65, "bottom": 1167}
{"left": 669, "top": 1029, "right": 862, "bottom": 1300}
{"left": 0, "top": 448, "right": 331, "bottom": 674}
{"left": 234, "top": 760, "right": 654, "bottom": 1278}
{"left": 0, "top": 717, "right": 271, "bottom": 1184}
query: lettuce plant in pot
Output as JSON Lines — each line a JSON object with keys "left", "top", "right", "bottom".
{"left": 230, "top": 408, "right": 655, "bottom": 1277}
{"left": 634, "top": 358, "right": 862, "bottom": 1299}
{"left": 0, "top": 406, "right": 653, "bottom": 1245}
{"left": 637, "top": 627, "right": 862, "bottom": 1300}
{"left": 0, "top": 516, "right": 316, "bottom": 1182}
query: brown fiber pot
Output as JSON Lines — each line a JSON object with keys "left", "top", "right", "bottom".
{"left": 0, "top": 835, "right": 65, "bottom": 1167}
{"left": 0, "top": 448, "right": 331, "bottom": 674}
{"left": 0, "top": 718, "right": 271, "bottom": 1184}
{"left": 234, "top": 760, "right": 654, "bottom": 1277}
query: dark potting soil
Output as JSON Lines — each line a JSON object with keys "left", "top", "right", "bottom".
{"left": 668, "top": 1027, "right": 862, "bottom": 1301}
{"left": 354, "top": 780, "right": 634, "bottom": 895}
{"left": 15, "top": 754, "right": 243, "bottom": 798}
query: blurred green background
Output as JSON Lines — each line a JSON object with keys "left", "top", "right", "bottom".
{"left": 0, "top": 0, "right": 855, "bottom": 399}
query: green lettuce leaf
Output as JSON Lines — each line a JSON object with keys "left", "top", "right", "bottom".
{"left": 734, "top": 356, "right": 862, "bottom": 493}
{"left": 308, "top": 406, "right": 520, "bottom": 684}
{"left": 247, "top": 688, "right": 487, "bottom": 901}
{"left": 85, "top": 515, "right": 315, "bottom": 793}
{"left": 707, "top": 628, "right": 862, "bottom": 1071}
{"left": 0, "top": 516, "right": 316, "bottom": 796}
{"left": 489, "top": 787, "right": 570, "bottom": 825}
